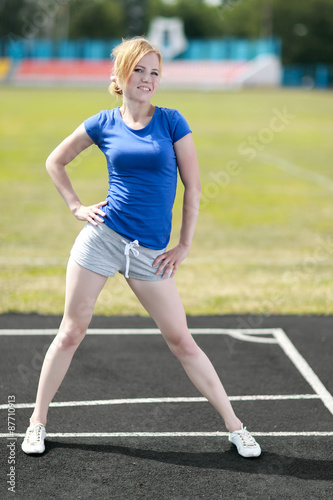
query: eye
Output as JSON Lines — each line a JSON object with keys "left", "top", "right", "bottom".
{"left": 134, "top": 68, "right": 142, "bottom": 72}
{"left": 152, "top": 72, "right": 159, "bottom": 76}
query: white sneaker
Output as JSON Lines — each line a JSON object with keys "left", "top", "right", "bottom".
{"left": 229, "top": 424, "right": 261, "bottom": 458}
{"left": 21, "top": 421, "right": 46, "bottom": 454}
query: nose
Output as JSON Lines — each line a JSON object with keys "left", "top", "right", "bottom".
{"left": 142, "top": 72, "right": 151, "bottom": 82}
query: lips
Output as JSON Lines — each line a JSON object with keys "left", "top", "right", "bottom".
{"left": 138, "top": 86, "right": 151, "bottom": 92}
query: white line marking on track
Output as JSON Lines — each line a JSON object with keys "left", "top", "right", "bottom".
{"left": 0, "top": 328, "right": 280, "bottom": 346}
{"left": 0, "top": 394, "right": 320, "bottom": 410}
{"left": 1, "top": 432, "right": 333, "bottom": 439}
{"left": 274, "top": 328, "right": 333, "bottom": 417}
{"left": 2, "top": 328, "right": 332, "bottom": 430}
{"left": 226, "top": 330, "right": 278, "bottom": 344}
{"left": 258, "top": 153, "right": 333, "bottom": 193}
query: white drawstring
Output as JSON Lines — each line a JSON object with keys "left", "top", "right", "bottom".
{"left": 122, "top": 239, "right": 140, "bottom": 278}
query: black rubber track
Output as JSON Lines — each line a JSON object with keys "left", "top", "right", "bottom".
{"left": 1, "top": 314, "right": 332, "bottom": 500}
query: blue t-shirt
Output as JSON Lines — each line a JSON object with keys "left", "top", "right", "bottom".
{"left": 84, "top": 106, "right": 191, "bottom": 250}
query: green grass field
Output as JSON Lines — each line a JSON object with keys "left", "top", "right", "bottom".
{"left": 1, "top": 86, "right": 332, "bottom": 315}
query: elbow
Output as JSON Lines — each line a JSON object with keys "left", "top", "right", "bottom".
{"left": 45, "top": 156, "right": 52, "bottom": 174}
{"left": 193, "top": 181, "right": 202, "bottom": 201}
{"left": 187, "top": 180, "right": 201, "bottom": 196}
{"left": 196, "top": 184, "right": 202, "bottom": 207}
{"left": 184, "top": 183, "right": 201, "bottom": 212}
{"left": 191, "top": 181, "right": 202, "bottom": 195}
{"left": 45, "top": 154, "right": 63, "bottom": 176}
{"left": 45, "top": 153, "right": 56, "bottom": 175}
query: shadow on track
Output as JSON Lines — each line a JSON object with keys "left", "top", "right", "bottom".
{"left": 42, "top": 441, "right": 332, "bottom": 481}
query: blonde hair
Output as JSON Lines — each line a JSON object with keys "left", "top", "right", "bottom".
{"left": 108, "top": 36, "right": 162, "bottom": 96}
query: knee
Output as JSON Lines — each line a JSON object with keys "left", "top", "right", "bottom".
{"left": 166, "top": 330, "right": 200, "bottom": 361}
{"left": 55, "top": 321, "right": 87, "bottom": 351}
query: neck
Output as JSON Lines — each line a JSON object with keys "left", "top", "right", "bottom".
{"left": 119, "top": 100, "right": 155, "bottom": 130}
{"left": 120, "top": 98, "right": 154, "bottom": 124}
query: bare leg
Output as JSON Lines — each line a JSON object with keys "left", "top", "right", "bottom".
{"left": 126, "top": 277, "right": 242, "bottom": 433}
{"left": 30, "top": 258, "right": 107, "bottom": 426}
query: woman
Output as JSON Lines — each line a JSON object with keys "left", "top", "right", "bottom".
{"left": 22, "top": 37, "right": 261, "bottom": 458}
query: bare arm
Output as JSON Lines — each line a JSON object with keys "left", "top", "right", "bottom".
{"left": 46, "top": 123, "right": 107, "bottom": 225}
{"left": 176, "top": 133, "right": 202, "bottom": 249}
{"left": 154, "top": 133, "right": 201, "bottom": 278}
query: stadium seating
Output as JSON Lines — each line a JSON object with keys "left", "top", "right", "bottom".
{"left": 15, "top": 59, "right": 112, "bottom": 84}
{"left": 11, "top": 56, "right": 281, "bottom": 88}
{"left": 0, "top": 58, "right": 12, "bottom": 81}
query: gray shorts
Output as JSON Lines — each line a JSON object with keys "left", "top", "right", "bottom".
{"left": 70, "top": 222, "right": 170, "bottom": 281}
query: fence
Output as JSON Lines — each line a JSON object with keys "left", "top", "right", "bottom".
{"left": 283, "top": 64, "right": 333, "bottom": 89}
{"left": 2, "top": 37, "right": 281, "bottom": 61}
{"left": 1, "top": 37, "right": 332, "bottom": 88}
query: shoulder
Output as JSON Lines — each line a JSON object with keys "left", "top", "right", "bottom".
{"left": 155, "top": 106, "right": 191, "bottom": 143}
{"left": 84, "top": 109, "right": 118, "bottom": 143}
{"left": 85, "top": 108, "right": 117, "bottom": 127}
{"left": 155, "top": 106, "right": 189, "bottom": 129}
{"left": 156, "top": 106, "right": 185, "bottom": 121}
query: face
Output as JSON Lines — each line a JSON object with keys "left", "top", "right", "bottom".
{"left": 124, "top": 51, "right": 160, "bottom": 102}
